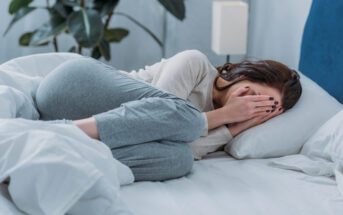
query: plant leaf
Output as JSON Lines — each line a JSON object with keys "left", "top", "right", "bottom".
{"left": 105, "top": 28, "right": 129, "bottom": 43}
{"left": 67, "top": 9, "right": 104, "bottom": 48}
{"left": 91, "top": 47, "right": 101, "bottom": 59}
{"left": 53, "top": 0, "right": 73, "bottom": 18}
{"left": 60, "top": 0, "right": 80, "bottom": 7}
{"left": 92, "top": 0, "right": 119, "bottom": 17}
{"left": 99, "top": 38, "right": 111, "bottom": 61}
{"left": 158, "top": 0, "right": 185, "bottom": 21}
{"left": 69, "top": 46, "right": 76, "bottom": 52}
{"left": 19, "top": 32, "right": 33, "bottom": 46}
{"left": 4, "top": 7, "right": 36, "bottom": 36}
{"left": 30, "top": 13, "right": 67, "bottom": 46}
{"left": 77, "top": 0, "right": 93, "bottom": 6}
{"left": 19, "top": 31, "right": 49, "bottom": 46}
{"left": 9, "top": 0, "right": 33, "bottom": 14}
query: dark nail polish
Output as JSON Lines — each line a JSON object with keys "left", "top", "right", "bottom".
{"left": 245, "top": 86, "right": 249, "bottom": 88}
{"left": 278, "top": 108, "right": 282, "bottom": 111}
{"left": 274, "top": 101, "right": 279, "bottom": 105}
{"left": 272, "top": 105, "right": 276, "bottom": 109}
{"left": 269, "top": 97, "right": 274, "bottom": 100}
{"left": 271, "top": 110, "right": 275, "bottom": 113}
{"left": 266, "top": 110, "right": 270, "bottom": 113}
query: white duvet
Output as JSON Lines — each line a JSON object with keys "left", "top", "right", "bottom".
{"left": 0, "top": 53, "right": 135, "bottom": 215}
{"left": 0, "top": 119, "right": 134, "bottom": 215}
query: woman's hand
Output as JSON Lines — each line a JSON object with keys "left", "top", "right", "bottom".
{"left": 228, "top": 106, "right": 283, "bottom": 137}
{"left": 221, "top": 86, "right": 278, "bottom": 123}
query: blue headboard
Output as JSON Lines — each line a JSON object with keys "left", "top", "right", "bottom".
{"left": 299, "top": 0, "right": 343, "bottom": 103}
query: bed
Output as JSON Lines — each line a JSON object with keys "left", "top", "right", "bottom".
{"left": 120, "top": 0, "right": 343, "bottom": 214}
{"left": 121, "top": 152, "right": 343, "bottom": 215}
{"left": 0, "top": 0, "right": 342, "bottom": 214}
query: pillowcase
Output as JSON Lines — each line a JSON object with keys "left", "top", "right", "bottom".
{"left": 271, "top": 109, "right": 343, "bottom": 195}
{"left": 300, "top": 109, "right": 343, "bottom": 162}
{"left": 225, "top": 72, "right": 343, "bottom": 159}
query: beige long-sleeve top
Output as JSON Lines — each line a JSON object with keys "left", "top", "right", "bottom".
{"left": 119, "top": 50, "right": 232, "bottom": 160}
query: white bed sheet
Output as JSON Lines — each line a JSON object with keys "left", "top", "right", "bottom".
{"left": 120, "top": 152, "right": 343, "bottom": 215}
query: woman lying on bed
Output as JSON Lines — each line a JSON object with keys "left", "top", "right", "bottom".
{"left": 35, "top": 50, "right": 301, "bottom": 182}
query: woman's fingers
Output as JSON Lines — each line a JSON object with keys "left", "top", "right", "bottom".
{"left": 254, "top": 106, "right": 275, "bottom": 113}
{"left": 253, "top": 105, "right": 282, "bottom": 117}
{"left": 260, "top": 106, "right": 283, "bottom": 122}
{"left": 243, "top": 95, "right": 274, "bottom": 102}
{"left": 229, "top": 106, "right": 283, "bottom": 136}
{"left": 230, "top": 86, "right": 250, "bottom": 98}
{"left": 254, "top": 100, "right": 279, "bottom": 108}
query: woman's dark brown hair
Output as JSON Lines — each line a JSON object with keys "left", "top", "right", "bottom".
{"left": 214, "top": 60, "right": 302, "bottom": 110}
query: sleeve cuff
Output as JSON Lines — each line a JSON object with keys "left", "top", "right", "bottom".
{"left": 200, "top": 112, "right": 209, "bottom": 137}
{"left": 222, "top": 125, "right": 233, "bottom": 140}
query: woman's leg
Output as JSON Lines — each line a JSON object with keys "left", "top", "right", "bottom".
{"left": 112, "top": 141, "right": 194, "bottom": 181}
{"left": 36, "top": 57, "right": 205, "bottom": 147}
{"left": 36, "top": 57, "right": 205, "bottom": 180}
{"left": 36, "top": 57, "right": 172, "bottom": 120}
{"left": 93, "top": 96, "right": 205, "bottom": 148}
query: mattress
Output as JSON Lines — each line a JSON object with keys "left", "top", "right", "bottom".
{"left": 120, "top": 152, "right": 343, "bottom": 215}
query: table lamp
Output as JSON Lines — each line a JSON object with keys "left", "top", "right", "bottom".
{"left": 212, "top": 1, "right": 249, "bottom": 62}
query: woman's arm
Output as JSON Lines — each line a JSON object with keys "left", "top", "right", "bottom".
{"left": 188, "top": 125, "right": 233, "bottom": 159}
{"left": 228, "top": 106, "right": 283, "bottom": 137}
{"left": 205, "top": 108, "right": 231, "bottom": 130}
{"left": 72, "top": 117, "right": 100, "bottom": 140}
{"left": 205, "top": 86, "right": 277, "bottom": 130}
{"left": 151, "top": 50, "right": 211, "bottom": 100}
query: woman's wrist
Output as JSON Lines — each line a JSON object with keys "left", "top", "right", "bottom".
{"left": 228, "top": 126, "right": 240, "bottom": 137}
{"left": 205, "top": 108, "right": 230, "bottom": 130}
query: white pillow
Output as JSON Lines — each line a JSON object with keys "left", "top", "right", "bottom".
{"left": 300, "top": 109, "right": 343, "bottom": 162}
{"left": 225, "top": 72, "right": 343, "bottom": 159}
{"left": 271, "top": 109, "right": 343, "bottom": 176}
{"left": 271, "top": 109, "right": 343, "bottom": 196}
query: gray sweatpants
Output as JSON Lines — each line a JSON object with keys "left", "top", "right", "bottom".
{"left": 35, "top": 57, "right": 205, "bottom": 181}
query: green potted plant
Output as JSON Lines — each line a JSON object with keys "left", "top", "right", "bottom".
{"left": 3, "top": 0, "right": 185, "bottom": 61}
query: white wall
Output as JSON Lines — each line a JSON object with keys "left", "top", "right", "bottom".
{"left": 247, "top": 0, "right": 312, "bottom": 69}
{"left": 0, "top": 0, "right": 313, "bottom": 71}
{"left": 164, "top": 0, "right": 248, "bottom": 67}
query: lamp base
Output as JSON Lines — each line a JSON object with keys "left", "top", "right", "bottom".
{"left": 226, "top": 55, "right": 230, "bottom": 63}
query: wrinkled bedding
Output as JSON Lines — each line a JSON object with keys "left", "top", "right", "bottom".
{"left": 121, "top": 152, "right": 343, "bottom": 215}
{"left": 0, "top": 119, "right": 134, "bottom": 215}
{"left": 0, "top": 53, "right": 134, "bottom": 215}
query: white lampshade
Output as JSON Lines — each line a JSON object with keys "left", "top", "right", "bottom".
{"left": 212, "top": 1, "right": 249, "bottom": 55}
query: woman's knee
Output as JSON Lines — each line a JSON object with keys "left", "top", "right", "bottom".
{"left": 122, "top": 142, "right": 194, "bottom": 182}
{"left": 173, "top": 99, "right": 206, "bottom": 142}
{"left": 170, "top": 143, "right": 194, "bottom": 178}
{"left": 155, "top": 142, "right": 194, "bottom": 181}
